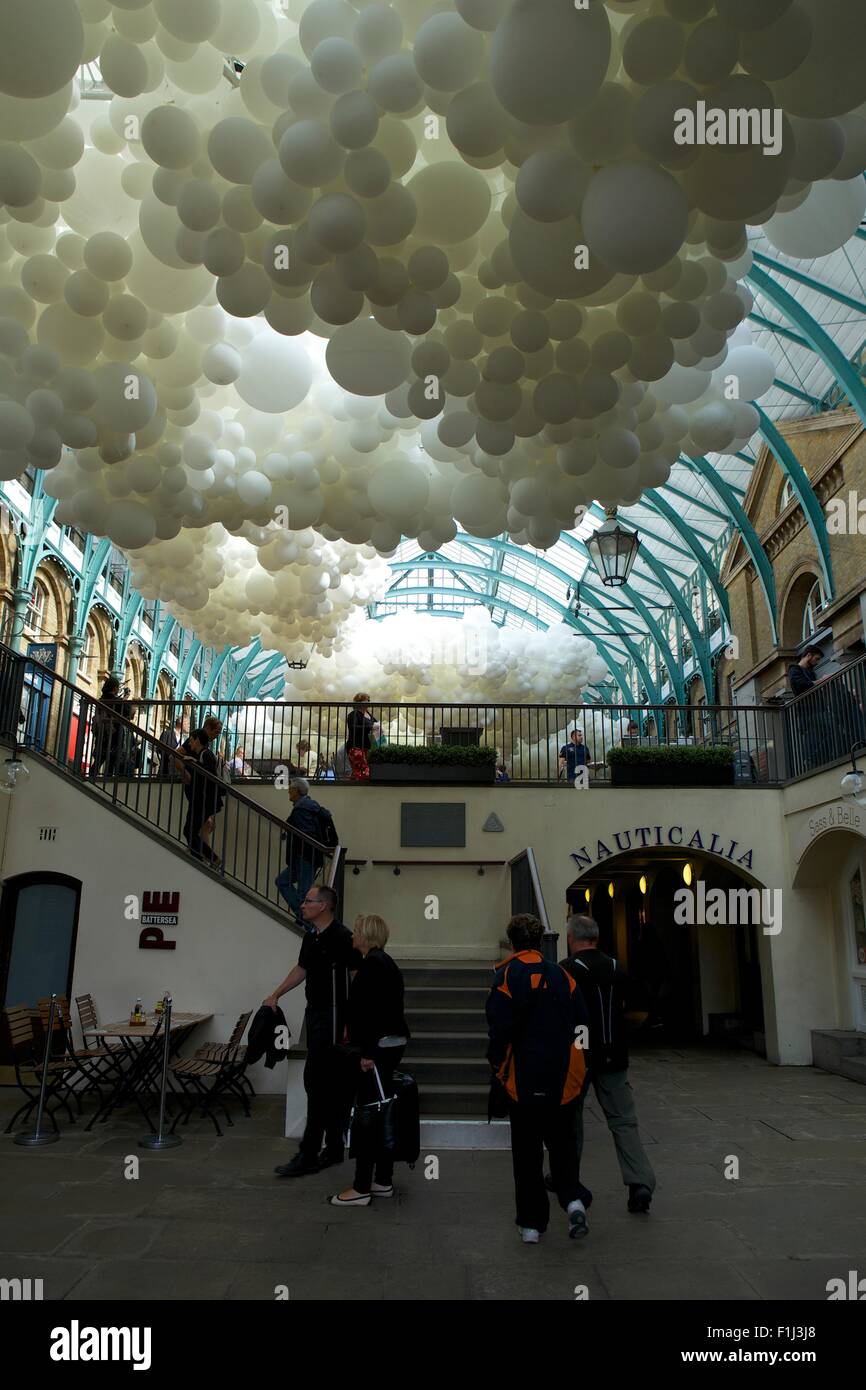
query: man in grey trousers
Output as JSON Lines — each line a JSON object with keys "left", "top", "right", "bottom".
{"left": 560, "top": 914, "right": 656, "bottom": 1219}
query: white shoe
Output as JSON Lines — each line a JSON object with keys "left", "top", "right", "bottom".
{"left": 519, "top": 1227, "right": 541, "bottom": 1244}
{"left": 328, "top": 1191, "right": 371, "bottom": 1207}
{"left": 567, "top": 1200, "right": 588, "bottom": 1240}
{"left": 370, "top": 1182, "right": 394, "bottom": 1197}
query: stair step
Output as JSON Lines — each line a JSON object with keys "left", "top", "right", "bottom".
{"left": 838, "top": 1056, "right": 866, "bottom": 1083}
{"left": 408, "top": 1056, "right": 492, "bottom": 1085}
{"left": 418, "top": 1083, "right": 490, "bottom": 1117}
{"left": 405, "top": 987, "right": 489, "bottom": 1010}
{"left": 405, "top": 1008, "right": 488, "bottom": 1033}
{"left": 404, "top": 1031, "right": 488, "bottom": 1059}
{"left": 401, "top": 966, "right": 494, "bottom": 989}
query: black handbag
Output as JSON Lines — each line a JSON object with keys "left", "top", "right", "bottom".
{"left": 345, "top": 1064, "right": 397, "bottom": 1158}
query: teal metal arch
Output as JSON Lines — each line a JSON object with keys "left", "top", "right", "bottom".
{"left": 683, "top": 455, "right": 778, "bottom": 645}
{"left": 755, "top": 406, "right": 835, "bottom": 601}
{"left": 224, "top": 639, "right": 264, "bottom": 698}
{"left": 747, "top": 264, "right": 866, "bottom": 431}
{"left": 379, "top": 587, "right": 548, "bottom": 630}
{"left": 146, "top": 607, "right": 178, "bottom": 697}
{"left": 245, "top": 651, "right": 285, "bottom": 699}
{"left": 199, "top": 645, "right": 232, "bottom": 701}
{"left": 175, "top": 634, "right": 202, "bottom": 696}
{"left": 391, "top": 549, "right": 665, "bottom": 703}
{"left": 641, "top": 490, "right": 731, "bottom": 625}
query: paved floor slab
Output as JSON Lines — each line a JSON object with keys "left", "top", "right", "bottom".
{"left": 2, "top": 1050, "right": 864, "bottom": 1300}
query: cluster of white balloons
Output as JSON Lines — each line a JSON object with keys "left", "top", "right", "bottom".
{"left": 124, "top": 518, "right": 392, "bottom": 657}
{"left": 282, "top": 609, "right": 608, "bottom": 702}
{"left": 0, "top": 0, "right": 864, "bottom": 666}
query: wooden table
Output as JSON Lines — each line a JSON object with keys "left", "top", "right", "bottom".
{"left": 83, "top": 1012, "right": 212, "bottom": 1130}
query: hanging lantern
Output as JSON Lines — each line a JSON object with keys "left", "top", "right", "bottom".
{"left": 585, "top": 507, "right": 640, "bottom": 588}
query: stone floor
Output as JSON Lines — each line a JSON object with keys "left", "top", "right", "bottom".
{"left": 2, "top": 1048, "right": 865, "bottom": 1301}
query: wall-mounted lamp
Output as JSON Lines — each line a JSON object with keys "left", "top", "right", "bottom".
{"left": 683, "top": 862, "right": 693, "bottom": 886}
{"left": 841, "top": 741, "right": 866, "bottom": 806}
{"left": 0, "top": 744, "right": 30, "bottom": 796}
{"left": 352, "top": 865, "right": 361, "bottom": 876}
{"left": 607, "top": 881, "right": 615, "bottom": 899}
{"left": 584, "top": 887, "right": 591, "bottom": 904}
{"left": 639, "top": 874, "right": 647, "bottom": 895}
{"left": 392, "top": 866, "right": 401, "bottom": 876}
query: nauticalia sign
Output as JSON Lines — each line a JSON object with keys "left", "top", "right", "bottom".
{"left": 571, "top": 826, "right": 755, "bottom": 874}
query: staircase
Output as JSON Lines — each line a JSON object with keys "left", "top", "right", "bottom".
{"left": 2, "top": 641, "right": 340, "bottom": 933}
{"left": 401, "top": 959, "right": 511, "bottom": 1147}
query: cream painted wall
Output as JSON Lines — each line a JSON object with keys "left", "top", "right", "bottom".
{"left": 696, "top": 924, "right": 739, "bottom": 1031}
{"left": 0, "top": 760, "right": 304, "bottom": 1093}
{"left": 6, "top": 760, "right": 862, "bottom": 1073}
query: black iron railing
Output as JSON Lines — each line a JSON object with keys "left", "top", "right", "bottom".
{"left": 783, "top": 655, "right": 866, "bottom": 781}
{"left": 4, "top": 640, "right": 866, "bottom": 790}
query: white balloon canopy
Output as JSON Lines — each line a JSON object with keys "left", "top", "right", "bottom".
{"left": 0, "top": 0, "right": 863, "bottom": 671}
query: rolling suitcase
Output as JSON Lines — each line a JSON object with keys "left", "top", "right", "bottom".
{"left": 390, "top": 1070, "right": 420, "bottom": 1166}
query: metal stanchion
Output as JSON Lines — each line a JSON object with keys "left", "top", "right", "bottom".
{"left": 15, "top": 993, "right": 61, "bottom": 1147}
{"left": 139, "top": 995, "right": 182, "bottom": 1150}
{"left": 542, "top": 930, "right": 559, "bottom": 965}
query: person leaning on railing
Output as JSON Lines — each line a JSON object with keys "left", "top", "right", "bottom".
{"left": 345, "top": 693, "right": 374, "bottom": 781}
{"left": 91, "top": 676, "right": 136, "bottom": 778}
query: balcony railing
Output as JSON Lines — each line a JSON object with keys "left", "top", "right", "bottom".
{"left": 5, "top": 641, "right": 864, "bottom": 790}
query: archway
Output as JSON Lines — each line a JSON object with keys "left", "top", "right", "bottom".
{"left": 794, "top": 827, "right": 866, "bottom": 1032}
{"left": 567, "top": 847, "right": 768, "bottom": 1054}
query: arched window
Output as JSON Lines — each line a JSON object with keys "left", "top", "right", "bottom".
{"left": 23, "top": 581, "right": 47, "bottom": 639}
{"left": 779, "top": 477, "right": 795, "bottom": 513}
{"left": 802, "top": 578, "right": 825, "bottom": 641}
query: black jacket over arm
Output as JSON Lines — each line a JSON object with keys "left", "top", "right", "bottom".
{"left": 347, "top": 949, "right": 410, "bottom": 1058}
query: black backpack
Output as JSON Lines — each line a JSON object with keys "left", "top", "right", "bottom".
{"left": 316, "top": 805, "right": 339, "bottom": 849}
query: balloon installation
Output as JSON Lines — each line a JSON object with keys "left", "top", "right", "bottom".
{"left": 0, "top": 0, "right": 864, "bottom": 687}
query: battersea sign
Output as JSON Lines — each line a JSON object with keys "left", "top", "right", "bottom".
{"left": 571, "top": 826, "right": 755, "bottom": 873}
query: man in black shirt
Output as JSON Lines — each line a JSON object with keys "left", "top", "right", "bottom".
{"left": 561, "top": 914, "right": 656, "bottom": 1216}
{"left": 788, "top": 645, "right": 826, "bottom": 767}
{"left": 264, "top": 885, "right": 362, "bottom": 1177}
{"left": 788, "top": 645, "right": 822, "bottom": 696}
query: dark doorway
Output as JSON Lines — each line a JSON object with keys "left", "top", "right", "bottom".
{"left": 0, "top": 873, "right": 81, "bottom": 1066}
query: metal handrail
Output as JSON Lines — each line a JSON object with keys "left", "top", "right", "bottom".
{"left": 3, "top": 645, "right": 339, "bottom": 914}
{"left": 525, "top": 848, "right": 550, "bottom": 932}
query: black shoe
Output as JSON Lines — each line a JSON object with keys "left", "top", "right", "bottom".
{"left": 274, "top": 1154, "right": 320, "bottom": 1178}
{"left": 317, "top": 1147, "right": 345, "bottom": 1170}
{"left": 628, "top": 1184, "right": 652, "bottom": 1214}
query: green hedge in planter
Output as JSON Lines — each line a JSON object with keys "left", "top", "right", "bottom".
{"left": 367, "top": 743, "right": 497, "bottom": 767}
{"left": 606, "top": 744, "right": 735, "bottom": 769}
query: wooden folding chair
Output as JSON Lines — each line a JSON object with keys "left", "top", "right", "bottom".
{"left": 38, "top": 996, "right": 118, "bottom": 1109}
{"left": 169, "top": 1011, "right": 253, "bottom": 1136}
{"left": 2, "top": 1006, "right": 78, "bottom": 1134}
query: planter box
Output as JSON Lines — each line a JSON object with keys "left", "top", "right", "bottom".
{"left": 609, "top": 762, "right": 734, "bottom": 788}
{"left": 369, "top": 763, "right": 495, "bottom": 785}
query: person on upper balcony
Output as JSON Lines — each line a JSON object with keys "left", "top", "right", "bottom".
{"left": 345, "top": 693, "right": 374, "bottom": 781}
{"left": 788, "top": 644, "right": 823, "bottom": 697}
{"left": 558, "top": 727, "right": 588, "bottom": 784}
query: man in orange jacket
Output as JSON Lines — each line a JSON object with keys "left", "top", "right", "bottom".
{"left": 487, "top": 913, "right": 591, "bottom": 1243}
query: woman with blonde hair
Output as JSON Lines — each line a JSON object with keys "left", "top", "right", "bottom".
{"left": 329, "top": 913, "right": 410, "bottom": 1207}
{"left": 344, "top": 693, "right": 374, "bottom": 781}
